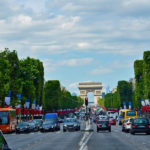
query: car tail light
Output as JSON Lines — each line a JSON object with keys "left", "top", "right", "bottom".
{"left": 97, "top": 124, "right": 101, "bottom": 127}
{"left": 132, "top": 125, "right": 137, "bottom": 128}
{"left": 123, "top": 124, "right": 125, "bottom": 127}
{"left": 127, "top": 123, "right": 131, "bottom": 125}
{"left": 147, "top": 125, "right": 150, "bottom": 128}
{"left": 108, "top": 124, "right": 111, "bottom": 127}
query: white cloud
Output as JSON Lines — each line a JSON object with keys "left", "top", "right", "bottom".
{"left": 91, "top": 68, "right": 113, "bottom": 75}
{"left": 69, "top": 82, "right": 79, "bottom": 89}
{"left": 60, "top": 58, "right": 93, "bottom": 67}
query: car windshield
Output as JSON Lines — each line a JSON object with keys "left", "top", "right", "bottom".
{"left": 98, "top": 121, "right": 109, "bottom": 124}
{"left": 18, "top": 122, "right": 28, "bottom": 127}
{"left": 0, "top": 111, "right": 9, "bottom": 125}
{"left": 133, "top": 118, "right": 149, "bottom": 124}
{"left": 43, "top": 121, "right": 53, "bottom": 125}
{"left": 64, "top": 119, "right": 76, "bottom": 123}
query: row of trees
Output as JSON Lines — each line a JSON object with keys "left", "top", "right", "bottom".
{"left": 43, "top": 80, "right": 84, "bottom": 111}
{"left": 98, "top": 81, "right": 133, "bottom": 109}
{"left": 98, "top": 51, "right": 150, "bottom": 109}
{"left": 0, "top": 48, "right": 83, "bottom": 111}
{"left": 134, "top": 51, "right": 150, "bottom": 108}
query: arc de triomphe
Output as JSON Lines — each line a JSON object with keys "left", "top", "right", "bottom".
{"left": 78, "top": 81, "right": 103, "bottom": 105}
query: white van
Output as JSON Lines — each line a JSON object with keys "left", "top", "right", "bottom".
{"left": 107, "top": 111, "right": 118, "bottom": 119}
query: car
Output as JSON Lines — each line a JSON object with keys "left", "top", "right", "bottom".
{"left": 109, "top": 117, "right": 116, "bottom": 125}
{"left": 97, "top": 120, "right": 111, "bottom": 132}
{"left": 63, "top": 118, "right": 80, "bottom": 132}
{"left": 28, "top": 122, "right": 39, "bottom": 132}
{"left": 32, "top": 119, "right": 43, "bottom": 128}
{"left": 130, "top": 117, "right": 150, "bottom": 135}
{"left": 16, "top": 122, "right": 30, "bottom": 133}
{"left": 122, "top": 118, "right": 134, "bottom": 132}
{"left": 40, "top": 121, "right": 55, "bottom": 132}
{"left": 44, "top": 113, "right": 60, "bottom": 131}
{"left": 0, "top": 130, "right": 12, "bottom": 150}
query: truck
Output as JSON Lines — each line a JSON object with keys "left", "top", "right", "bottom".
{"left": 44, "top": 113, "right": 60, "bottom": 131}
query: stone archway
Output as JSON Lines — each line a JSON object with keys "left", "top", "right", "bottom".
{"left": 78, "top": 81, "right": 103, "bottom": 105}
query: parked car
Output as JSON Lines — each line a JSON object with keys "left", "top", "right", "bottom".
{"left": 109, "top": 117, "right": 116, "bottom": 125}
{"left": 0, "top": 130, "right": 11, "bottom": 150}
{"left": 16, "top": 122, "right": 30, "bottom": 133}
{"left": 28, "top": 122, "right": 39, "bottom": 132}
{"left": 40, "top": 121, "right": 55, "bottom": 132}
{"left": 97, "top": 120, "right": 111, "bottom": 132}
{"left": 122, "top": 118, "right": 134, "bottom": 132}
{"left": 130, "top": 117, "right": 150, "bottom": 135}
{"left": 63, "top": 118, "right": 80, "bottom": 132}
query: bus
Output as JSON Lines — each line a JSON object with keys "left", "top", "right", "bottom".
{"left": 119, "top": 109, "right": 137, "bottom": 124}
{"left": 0, "top": 108, "right": 17, "bottom": 133}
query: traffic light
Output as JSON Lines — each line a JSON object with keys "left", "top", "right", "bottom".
{"left": 85, "top": 97, "right": 88, "bottom": 106}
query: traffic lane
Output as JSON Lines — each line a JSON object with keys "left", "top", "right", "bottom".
{"left": 86, "top": 123, "right": 150, "bottom": 150}
{"left": 4, "top": 121, "right": 85, "bottom": 150}
{"left": 29, "top": 131, "right": 83, "bottom": 150}
{"left": 113, "top": 125, "right": 150, "bottom": 150}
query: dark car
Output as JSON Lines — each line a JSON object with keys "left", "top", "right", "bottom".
{"left": 32, "top": 119, "right": 43, "bottom": 129}
{"left": 63, "top": 118, "right": 80, "bottom": 132}
{"left": 0, "top": 130, "right": 11, "bottom": 150}
{"left": 28, "top": 122, "right": 39, "bottom": 132}
{"left": 130, "top": 117, "right": 150, "bottom": 135}
{"left": 97, "top": 120, "right": 111, "bottom": 132}
{"left": 40, "top": 121, "right": 55, "bottom": 132}
{"left": 16, "top": 122, "right": 30, "bottom": 133}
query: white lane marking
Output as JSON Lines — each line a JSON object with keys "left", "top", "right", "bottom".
{"left": 79, "top": 132, "right": 93, "bottom": 150}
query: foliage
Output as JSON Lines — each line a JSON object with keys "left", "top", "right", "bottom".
{"left": 0, "top": 50, "right": 10, "bottom": 106}
{"left": 143, "top": 51, "right": 150, "bottom": 100}
{"left": 134, "top": 60, "right": 144, "bottom": 108}
{"left": 43, "top": 81, "right": 84, "bottom": 111}
{"left": 117, "top": 81, "right": 133, "bottom": 108}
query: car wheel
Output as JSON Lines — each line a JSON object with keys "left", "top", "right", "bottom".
{"left": 146, "top": 132, "right": 150, "bottom": 135}
{"left": 97, "top": 129, "right": 99, "bottom": 132}
{"left": 63, "top": 129, "right": 66, "bottom": 132}
{"left": 130, "top": 131, "right": 135, "bottom": 135}
{"left": 109, "top": 129, "right": 111, "bottom": 132}
{"left": 122, "top": 128, "right": 124, "bottom": 132}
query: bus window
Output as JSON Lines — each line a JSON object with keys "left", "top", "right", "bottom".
{"left": 0, "top": 112, "right": 9, "bottom": 125}
{"left": 127, "top": 111, "right": 136, "bottom": 116}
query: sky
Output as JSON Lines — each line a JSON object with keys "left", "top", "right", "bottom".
{"left": 0, "top": 0, "right": 150, "bottom": 97}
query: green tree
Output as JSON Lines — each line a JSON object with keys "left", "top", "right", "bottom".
{"left": 117, "top": 81, "right": 133, "bottom": 108}
{"left": 43, "top": 80, "right": 61, "bottom": 111}
{"left": 143, "top": 51, "right": 150, "bottom": 100}
{"left": 134, "top": 60, "right": 144, "bottom": 108}
{"left": 5, "top": 49, "right": 21, "bottom": 106}
{"left": 0, "top": 50, "right": 10, "bottom": 107}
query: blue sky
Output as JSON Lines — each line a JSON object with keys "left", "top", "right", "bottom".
{"left": 0, "top": 0, "right": 150, "bottom": 96}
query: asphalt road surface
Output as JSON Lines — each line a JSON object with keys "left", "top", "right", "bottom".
{"left": 4, "top": 121, "right": 150, "bottom": 150}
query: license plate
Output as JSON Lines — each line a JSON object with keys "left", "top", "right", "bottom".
{"left": 102, "top": 125, "right": 106, "bottom": 127}
{"left": 138, "top": 126, "right": 146, "bottom": 128}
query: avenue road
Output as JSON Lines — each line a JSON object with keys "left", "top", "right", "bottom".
{"left": 4, "top": 121, "right": 150, "bottom": 150}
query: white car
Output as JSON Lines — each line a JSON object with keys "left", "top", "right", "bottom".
{"left": 122, "top": 118, "right": 134, "bottom": 132}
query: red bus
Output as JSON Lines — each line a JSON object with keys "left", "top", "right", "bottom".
{"left": 0, "top": 108, "right": 17, "bottom": 133}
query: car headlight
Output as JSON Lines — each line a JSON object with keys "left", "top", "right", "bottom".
{"left": 63, "top": 124, "right": 67, "bottom": 127}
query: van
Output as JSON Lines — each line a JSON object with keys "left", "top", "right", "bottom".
{"left": 120, "top": 109, "right": 137, "bottom": 123}
{"left": 44, "top": 113, "right": 60, "bottom": 131}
